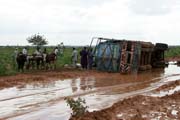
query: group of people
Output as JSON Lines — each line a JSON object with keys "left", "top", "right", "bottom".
{"left": 72, "top": 47, "right": 94, "bottom": 69}
{"left": 13, "top": 47, "right": 59, "bottom": 71}
{"left": 14, "top": 47, "right": 59, "bottom": 60}
{"left": 13, "top": 45, "right": 94, "bottom": 71}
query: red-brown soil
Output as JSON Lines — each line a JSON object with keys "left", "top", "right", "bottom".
{"left": 166, "top": 56, "right": 180, "bottom": 62}
{"left": 0, "top": 67, "right": 180, "bottom": 120}
{"left": 70, "top": 89, "right": 180, "bottom": 120}
{"left": 155, "top": 80, "right": 180, "bottom": 92}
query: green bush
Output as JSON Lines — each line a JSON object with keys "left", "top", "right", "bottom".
{"left": 165, "top": 46, "right": 180, "bottom": 58}
{"left": 65, "top": 97, "right": 88, "bottom": 117}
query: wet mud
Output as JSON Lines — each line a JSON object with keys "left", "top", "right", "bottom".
{"left": 0, "top": 64, "right": 180, "bottom": 120}
{"left": 71, "top": 90, "right": 180, "bottom": 120}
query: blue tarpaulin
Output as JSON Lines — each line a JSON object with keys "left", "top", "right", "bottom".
{"left": 94, "top": 40, "right": 141, "bottom": 73}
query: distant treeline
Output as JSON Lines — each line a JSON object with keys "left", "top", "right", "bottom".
{"left": 165, "top": 46, "right": 180, "bottom": 58}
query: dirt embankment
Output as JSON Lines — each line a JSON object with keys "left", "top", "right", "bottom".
{"left": 70, "top": 80, "right": 180, "bottom": 120}
{"left": 166, "top": 56, "right": 180, "bottom": 62}
{"left": 155, "top": 80, "right": 180, "bottom": 92}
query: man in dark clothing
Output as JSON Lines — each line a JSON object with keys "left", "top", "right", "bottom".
{"left": 80, "top": 47, "right": 88, "bottom": 69}
{"left": 16, "top": 52, "right": 27, "bottom": 72}
{"left": 88, "top": 48, "right": 94, "bottom": 69}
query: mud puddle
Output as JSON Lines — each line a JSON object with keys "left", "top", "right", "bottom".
{"left": 0, "top": 64, "right": 180, "bottom": 120}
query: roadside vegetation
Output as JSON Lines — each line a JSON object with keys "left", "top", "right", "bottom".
{"left": 65, "top": 97, "right": 88, "bottom": 118}
{"left": 165, "top": 46, "right": 180, "bottom": 58}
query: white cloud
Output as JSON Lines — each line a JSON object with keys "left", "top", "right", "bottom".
{"left": 129, "top": 0, "right": 178, "bottom": 15}
{"left": 0, "top": 0, "right": 180, "bottom": 45}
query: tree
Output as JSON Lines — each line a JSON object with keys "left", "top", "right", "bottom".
{"left": 27, "top": 34, "right": 48, "bottom": 46}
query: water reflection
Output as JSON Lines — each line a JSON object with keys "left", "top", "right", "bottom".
{"left": 0, "top": 64, "right": 179, "bottom": 120}
{"left": 71, "top": 78, "right": 78, "bottom": 93}
{"left": 164, "top": 64, "right": 180, "bottom": 75}
{"left": 70, "top": 77, "right": 96, "bottom": 93}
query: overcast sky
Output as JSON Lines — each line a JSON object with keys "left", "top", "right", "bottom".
{"left": 0, "top": 0, "right": 180, "bottom": 46}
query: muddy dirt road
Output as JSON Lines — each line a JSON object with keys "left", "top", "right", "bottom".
{"left": 0, "top": 63, "right": 180, "bottom": 120}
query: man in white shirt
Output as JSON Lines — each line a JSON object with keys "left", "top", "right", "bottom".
{"left": 54, "top": 47, "right": 59, "bottom": 60}
{"left": 22, "top": 47, "right": 28, "bottom": 56}
{"left": 34, "top": 47, "right": 42, "bottom": 57}
{"left": 54, "top": 47, "right": 59, "bottom": 56}
{"left": 72, "top": 47, "right": 78, "bottom": 68}
{"left": 58, "top": 42, "right": 64, "bottom": 56}
{"left": 14, "top": 48, "right": 18, "bottom": 59}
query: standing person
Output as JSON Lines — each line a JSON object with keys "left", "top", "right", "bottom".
{"left": 88, "top": 48, "right": 94, "bottom": 70}
{"left": 14, "top": 48, "right": 18, "bottom": 60}
{"left": 54, "top": 47, "right": 59, "bottom": 60}
{"left": 34, "top": 47, "right": 41, "bottom": 56}
{"left": 80, "top": 47, "right": 88, "bottom": 69}
{"left": 13, "top": 48, "right": 19, "bottom": 69}
{"left": 34, "top": 47, "right": 43, "bottom": 69}
{"left": 59, "top": 42, "right": 64, "bottom": 56}
{"left": 22, "top": 47, "right": 28, "bottom": 56}
{"left": 71, "top": 47, "right": 78, "bottom": 68}
{"left": 22, "top": 47, "right": 28, "bottom": 67}
{"left": 54, "top": 47, "right": 58, "bottom": 56}
{"left": 42, "top": 48, "right": 47, "bottom": 62}
{"left": 16, "top": 52, "right": 26, "bottom": 72}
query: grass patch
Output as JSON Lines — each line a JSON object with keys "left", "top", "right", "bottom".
{"left": 165, "top": 46, "right": 180, "bottom": 58}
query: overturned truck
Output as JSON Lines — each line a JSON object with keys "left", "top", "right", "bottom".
{"left": 91, "top": 37, "right": 168, "bottom": 73}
